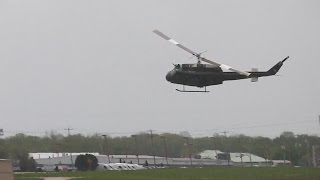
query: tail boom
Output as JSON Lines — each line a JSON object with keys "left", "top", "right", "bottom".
{"left": 249, "top": 56, "right": 289, "bottom": 78}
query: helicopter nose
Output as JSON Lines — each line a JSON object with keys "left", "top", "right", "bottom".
{"left": 166, "top": 70, "right": 175, "bottom": 82}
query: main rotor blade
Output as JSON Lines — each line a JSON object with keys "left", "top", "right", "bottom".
{"left": 153, "top": 30, "right": 198, "bottom": 56}
{"left": 201, "top": 57, "right": 251, "bottom": 76}
{"left": 153, "top": 29, "right": 250, "bottom": 77}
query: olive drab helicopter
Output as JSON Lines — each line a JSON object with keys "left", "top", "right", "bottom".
{"left": 153, "top": 30, "right": 289, "bottom": 92}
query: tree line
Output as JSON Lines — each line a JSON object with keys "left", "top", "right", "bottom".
{"left": 0, "top": 131, "right": 319, "bottom": 166}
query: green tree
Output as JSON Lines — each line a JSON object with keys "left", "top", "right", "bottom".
{"left": 75, "top": 154, "right": 98, "bottom": 171}
{"left": 17, "top": 153, "right": 37, "bottom": 172}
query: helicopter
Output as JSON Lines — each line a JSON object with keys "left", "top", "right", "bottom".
{"left": 153, "top": 30, "right": 289, "bottom": 92}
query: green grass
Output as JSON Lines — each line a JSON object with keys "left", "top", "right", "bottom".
{"left": 14, "top": 167, "right": 320, "bottom": 180}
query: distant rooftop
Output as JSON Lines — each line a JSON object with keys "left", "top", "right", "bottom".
{"left": 29, "top": 152, "right": 100, "bottom": 159}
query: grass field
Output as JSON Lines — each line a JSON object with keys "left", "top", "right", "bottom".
{"left": 15, "top": 167, "right": 320, "bottom": 180}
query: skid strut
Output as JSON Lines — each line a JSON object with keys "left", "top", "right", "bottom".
{"left": 176, "top": 86, "right": 209, "bottom": 93}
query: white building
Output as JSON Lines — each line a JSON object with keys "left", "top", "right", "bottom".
{"left": 197, "top": 150, "right": 271, "bottom": 166}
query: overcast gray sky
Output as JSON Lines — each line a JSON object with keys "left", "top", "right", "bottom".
{"left": 0, "top": 0, "right": 319, "bottom": 138}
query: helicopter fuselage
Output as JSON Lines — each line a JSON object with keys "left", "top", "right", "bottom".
{"left": 166, "top": 60, "right": 286, "bottom": 88}
{"left": 166, "top": 63, "right": 246, "bottom": 87}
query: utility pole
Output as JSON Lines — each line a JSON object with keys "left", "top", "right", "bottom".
{"left": 247, "top": 138, "right": 253, "bottom": 167}
{"left": 239, "top": 153, "right": 244, "bottom": 166}
{"left": 101, "top": 135, "right": 110, "bottom": 163}
{"left": 281, "top": 145, "right": 286, "bottom": 164}
{"left": 311, "top": 115, "right": 319, "bottom": 167}
{"left": 210, "top": 136, "right": 218, "bottom": 160}
{"left": 150, "top": 130, "right": 156, "bottom": 166}
{"left": 64, "top": 127, "right": 74, "bottom": 168}
{"left": 312, "top": 145, "right": 317, "bottom": 167}
{"left": 295, "top": 134, "right": 301, "bottom": 166}
{"left": 160, "top": 136, "right": 169, "bottom": 165}
{"left": 221, "top": 131, "right": 230, "bottom": 166}
{"left": 131, "top": 135, "right": 140, "bottom": 164}
{"left": 124, "top": 139, "right": 128, "bottom": 162}
{"left": 64, "top": 127, "right": 73, "bottom": 136}
{"left": 221, "top": 131, "right": 228, "bottom": 137}
{"left": 184, "top": 137, "right": 193, "bottom": 165}
{"left": 305, "top": 139, "right": 311, "bottom": 166}
{"left": 244, "top": 137, "right": 252, "bottom": 167}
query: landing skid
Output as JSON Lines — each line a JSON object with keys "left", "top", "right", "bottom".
{"left": 176, "top": 86, "right": 209, "bottom": 93}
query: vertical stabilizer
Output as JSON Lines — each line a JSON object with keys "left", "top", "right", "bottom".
{"left": 267, "top": 56, "right": 289, "bottom": 75}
